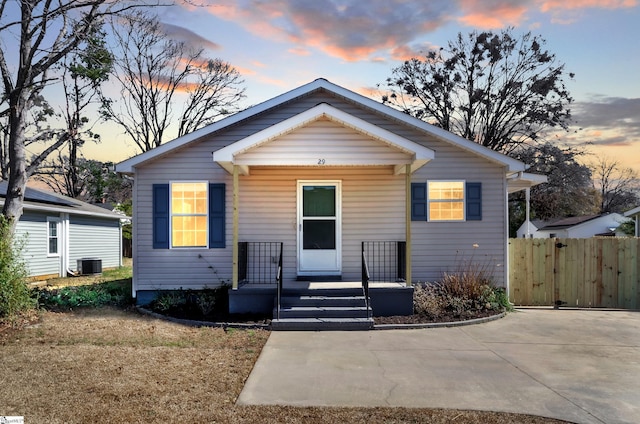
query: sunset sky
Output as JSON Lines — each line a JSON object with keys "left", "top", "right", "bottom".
{"left": 91, "top": 0, "right": 640, "bottom": 174}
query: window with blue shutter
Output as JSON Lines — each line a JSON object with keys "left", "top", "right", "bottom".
{"left": 152, "top": 182, "right": 226, "bottom": 249}
{"left": 411, "top": 183, "right": 427, "bottom": 221}
{"left": 209, "top": 183, "right": 225, "bottom": 248}
{"left": 465, "top": 182, "right": 482, "bottom": 221}
{"left": 411, "top": 181, "right": 482, "bottom": 222}
{"left": 152, "top": 184, "right": 170, "bottom": 248}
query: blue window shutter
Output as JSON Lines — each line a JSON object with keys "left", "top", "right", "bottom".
{"left": 152, "top": 184, "right": 169, "bottom": 249}
{"left": 411, "top": 183, "right": 427, "bottom": 221}
{"left": 209, "top": 183, "right": 225, "bottom": 248}
{"left": 466, "top": 182, "right": 482, "bottom": 221}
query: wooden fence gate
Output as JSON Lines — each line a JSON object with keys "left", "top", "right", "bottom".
{"left": 509, "top": 238, "right": 640, "bottom": 309}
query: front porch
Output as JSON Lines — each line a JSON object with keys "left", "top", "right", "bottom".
{"left": 229, "top": 241, "right": 414, "bottom": 326}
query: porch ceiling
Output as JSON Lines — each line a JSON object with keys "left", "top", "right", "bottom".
{"left": 213, "top": 103, "right": 435, "bottom": 175}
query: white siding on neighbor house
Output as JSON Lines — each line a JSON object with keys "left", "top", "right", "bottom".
{"left": 132, "top": 89, "right": 509, "bottom": 291}
{"left": 69, "top": 216, "right": 121, "bottom": 271}
{"left": 15, "top": 212, "right": 62, "bottom": 277}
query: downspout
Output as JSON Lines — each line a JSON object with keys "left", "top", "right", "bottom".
{"left": 525, "top": 187, "right": 531, "bottom": 238}
{"left": 63, "top": 213, "right": 71, "bottom": 277}
{"left": 504, "top": 175, "right": 510, "bottom": 298}
{"left": 405, "top": 164, "right": 412, "bottom": 287}
{"left": 232, "top": 164, "right": 239, "bottom": 290}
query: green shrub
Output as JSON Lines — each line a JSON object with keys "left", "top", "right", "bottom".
{"left": 37, "top": 280, "right": 132, "bottom": 310}
{"left": 0, "top": 216, "right": 36, "bottom": 318}
{"left": 147, "top": 286, "right": 230, "bottom": 319}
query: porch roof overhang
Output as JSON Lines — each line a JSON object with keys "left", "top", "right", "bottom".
{"left": 506, "top": 172, "right": 548, "bottom": 193}
{"left": 212, "top": 103, "right": 435, "bottom": 176}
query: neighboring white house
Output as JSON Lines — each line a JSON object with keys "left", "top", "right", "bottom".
{"left": 117, "top": 78, "right": 544, "bottom": 315}
{"left": 0, "top": 181, "right": 125, "bottom": 279}
{"left": 624, "top": 206, "right": 640, "bottom": 237}
{"left": 517, "top": 213, "right": 628, "bottom": 238}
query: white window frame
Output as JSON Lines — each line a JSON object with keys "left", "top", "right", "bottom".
{"left": 47, "top": 217, "right": 61, "bottom": 257}
{"left": 169, "top": 181, "right": 209, "bottom": 249}
{"left": 427, "top": 180, "right": 466, "bottom": 222}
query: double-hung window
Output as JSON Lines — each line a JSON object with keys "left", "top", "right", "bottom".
{"left": 153, "top": 182, "right": 226, "bottom": 249}
{"left": 411, "top": 181, "right": 482, "bottom": 222}
{"left": 170, "top": 182, "right": 208, "bottom": 248}
{"left": 428, "top": 181, "right": 465, "bottom": 221}
{"left": 47, "top": 217, "right": 61, "bottom": 256}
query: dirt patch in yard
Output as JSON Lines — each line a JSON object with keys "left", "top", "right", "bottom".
{"left": 0, "top": 307, "right": 569, "bottom": 423}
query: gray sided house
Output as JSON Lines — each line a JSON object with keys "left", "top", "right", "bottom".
{"left": 0, "top": 181, "right": 125, "bottom": 279}
{"left": 117, "top": 79, "right": 543, "bottom": 325}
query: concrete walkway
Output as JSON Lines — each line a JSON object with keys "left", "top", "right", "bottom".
{"left": 238, "top": 308, "right": 640, "bottom": 424}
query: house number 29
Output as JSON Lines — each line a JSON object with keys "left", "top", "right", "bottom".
{"left": 318, "top": 159, "right": 326, "bottom": 165}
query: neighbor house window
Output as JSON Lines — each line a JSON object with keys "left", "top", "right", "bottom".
{"left": 428, "top": 181, "right": 465, "bottom": 221}
{"left": 171, "top": 182, "right": 208, "bottom": 248}
{"left": 47, "top": 218, "right": 60, "bottom": 256}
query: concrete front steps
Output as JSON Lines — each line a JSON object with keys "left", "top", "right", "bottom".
{"left": 271, "top": 288, "right": 374, "bottom": 331}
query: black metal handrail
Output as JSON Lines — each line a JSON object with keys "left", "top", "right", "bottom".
{"left": 237, "top": 241, "right": 283, "bottom": 285}
{"left": 276, "top": 243, "right": 283, "bottom": 320}
{"left": 362, "top": 241, "right": 406, "bottom": 283}
{"left": 361, "top": 242, "right": 371, "bottom": 315}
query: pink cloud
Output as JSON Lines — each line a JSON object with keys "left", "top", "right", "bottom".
{"left": 539, "top": 0, "right": 637, "bottom": 12}
{"left": 458, "top": 0, "right": 530, "bottom": 28}
{"left": 183, "top": 0, "right": 638, "bottom": 62}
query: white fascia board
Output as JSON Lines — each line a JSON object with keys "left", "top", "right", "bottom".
{"left": 0, "top": 200, "right": 124, "bottom": 220}
{"left": 506, "top": 172, "right": 548, "bottom": 193}
{"left": 624, "top": 206, "right": 640, "bottom": 217}
{"left": 116, "top": 79, "right": 332, "bottom": 174}
{"left": 213, "top": 102, "right": 435, "bottom": 172}
{"left": 118, "top": 78, "right": 524, "bottom": 173}
{"left": 313, "top": 79, "right": 526, "bottom": 172}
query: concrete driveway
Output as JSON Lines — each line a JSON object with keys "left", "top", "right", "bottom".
{"left": 238, "top": 308, "right": 640, "bottom": 424}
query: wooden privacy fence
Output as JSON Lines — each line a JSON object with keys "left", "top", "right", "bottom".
{"left": 509, "top": 238, "right": 640, "bottom": 309}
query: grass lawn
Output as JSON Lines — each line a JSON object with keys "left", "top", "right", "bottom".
{"left": 0, "top": 265, "right": 568, "bottom": 423}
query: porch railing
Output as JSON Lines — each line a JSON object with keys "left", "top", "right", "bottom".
{"left": 361, "top": 247, "right": 371, "bottom": 314}
{"left": 361, "top": 241, "right": 406, "bottom": 283}
{"left": 276, "top": 244, "right": 283, "bottom": 320}
{"left": 238, "top": 242, "right": 283, "bottom": 285}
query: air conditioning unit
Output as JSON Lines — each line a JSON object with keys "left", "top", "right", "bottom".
{"left": 77, "top": 258, "right": 102, "bottom": 275}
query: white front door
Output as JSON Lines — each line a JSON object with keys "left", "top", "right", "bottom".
{"left": 297, "top": 181, "right": 341, "bottom": 276}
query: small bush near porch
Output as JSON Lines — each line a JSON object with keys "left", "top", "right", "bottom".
{"left": 377, "top": 258, "right": 511, "bottom": 324}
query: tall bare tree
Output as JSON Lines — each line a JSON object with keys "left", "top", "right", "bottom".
{"left": 0, "top": 0, "right": 149, "bottom": 232}
{"left": 381, "top": 28, "right": 574, "bottom": 154}
{"left": 591, "top": 156, "right": 640, "bottom": 214}
{"left": 102, "top": 11, "right": 245, "bottom": 153}
{"left": 36, "top": 25, "right": 113, "bottom": 199}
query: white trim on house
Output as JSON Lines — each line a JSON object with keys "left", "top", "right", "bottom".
{"left": 213, "top": 102, "right": 435, "bottom": 175}
{"left": 117, "top": 78, "right": 526, "bottom": 175}
{"left": 507, "top": 172, "right": 548, "bottom": 193}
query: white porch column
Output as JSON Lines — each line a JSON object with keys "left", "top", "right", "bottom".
{"left": 405, "top": 164, "right": 412, "bottom": 287}
{"left": 232, "top": 165, "right": 239, "bottom": 290}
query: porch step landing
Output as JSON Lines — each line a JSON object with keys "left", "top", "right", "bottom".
{"left": 271, "top": 288, "right": 373, "bottom": 331}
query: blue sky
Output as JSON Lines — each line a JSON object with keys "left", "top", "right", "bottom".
{"left": 92, "top": 0, "right": 640, "bottom": 174}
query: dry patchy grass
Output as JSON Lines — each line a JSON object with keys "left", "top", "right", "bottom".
{"left": 0, "top": 307, "right": 568, "bottom": 423}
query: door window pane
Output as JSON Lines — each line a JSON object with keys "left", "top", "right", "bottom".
{"left": 303, "top": 186, "right": 335, "bottom": 217}
{"left": 303, "top": 220, "right": 335, "bottom": 249}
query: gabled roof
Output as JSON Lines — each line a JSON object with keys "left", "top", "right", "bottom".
{"left": 0, "top": 181, "right": 125, "bottom": 220}
{"left": 539, "top": 215, "right": 601, "bottom": 230}
{"left": 117, "top": 78, "right": 526, "bottom": 174}
{"left": 213, "top": 102, "right": 435, "bottom": 175}
{"left": 538, "top": 213, "right": 624, "bottom": 231}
